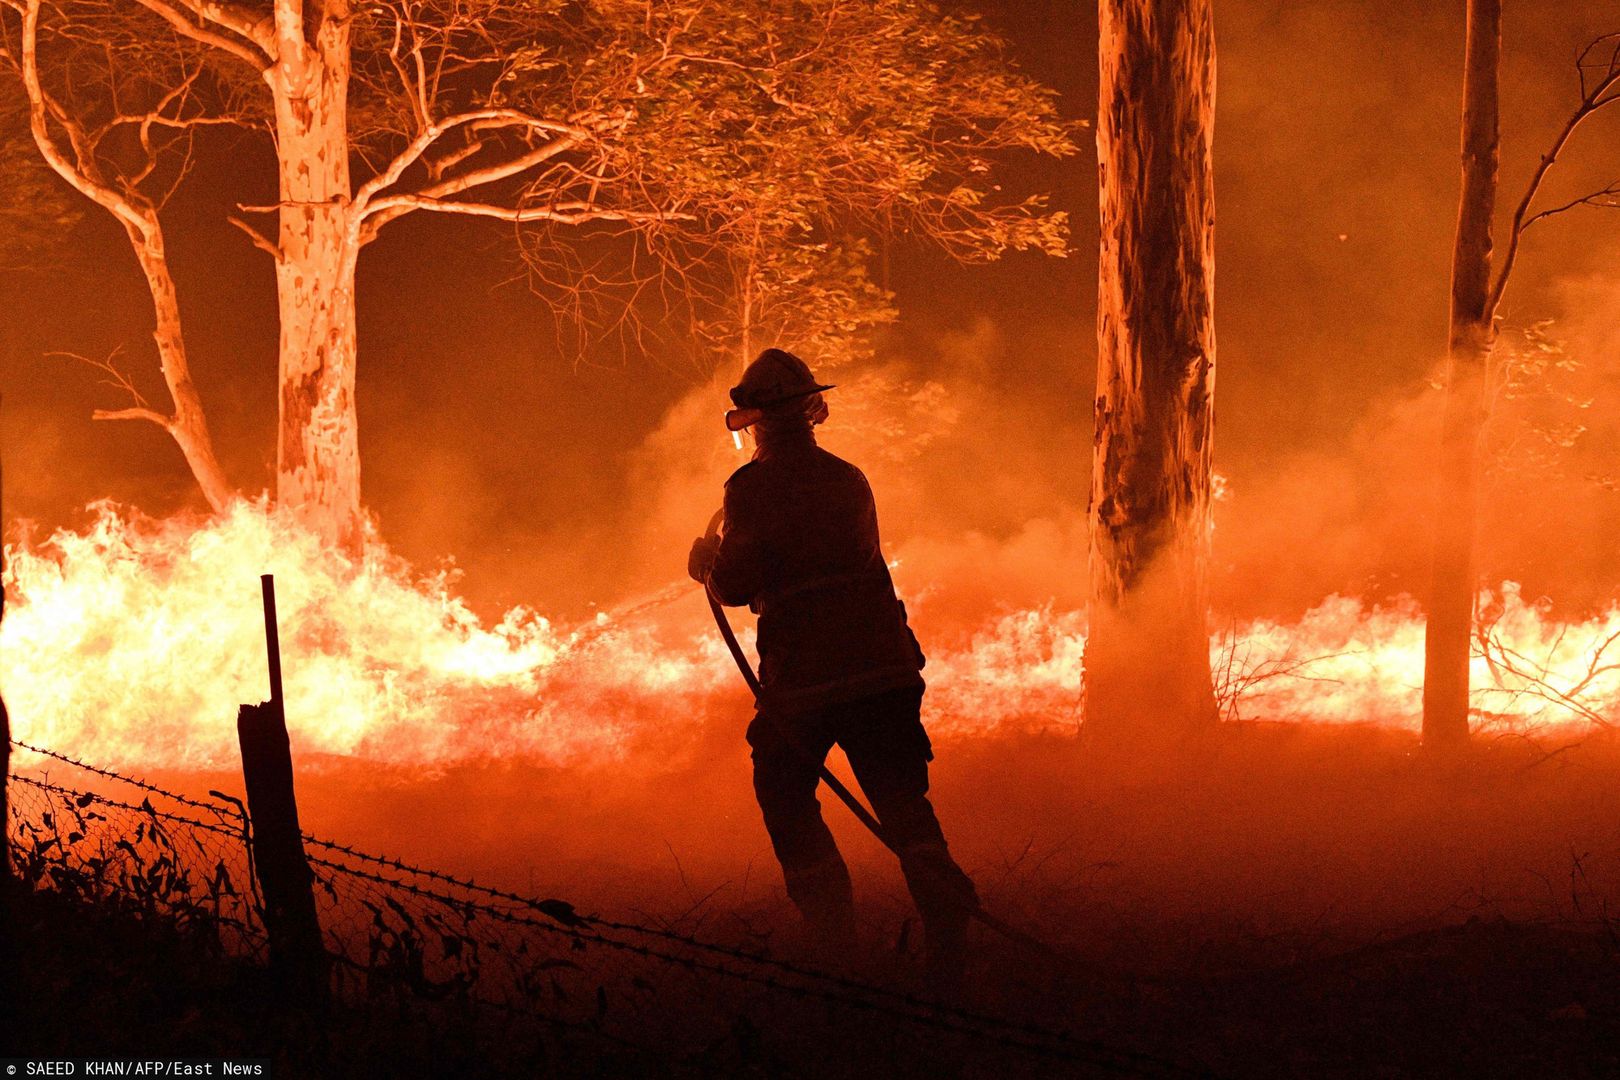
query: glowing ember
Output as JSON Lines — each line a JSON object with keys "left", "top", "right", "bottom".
{"left": 2, "top": 505, "right": 1615, "bottom": 770}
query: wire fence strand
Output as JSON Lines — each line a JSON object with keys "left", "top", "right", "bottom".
{"left": 6, "top": 739, "right": 1203, "bottom": 1078}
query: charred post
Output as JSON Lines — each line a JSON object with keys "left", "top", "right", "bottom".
{"left": 237, "top": 573, "right": 327, "bottom": 1001}
{"left": 1086, "top": 0, "right": 1220, "bottom": 746}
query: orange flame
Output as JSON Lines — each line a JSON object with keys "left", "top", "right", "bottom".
{"left": 2, "top": 503, "right": 1615, "bottom": 771}
{"left": 2, "top": 502, "right": 731, "bottom": 769}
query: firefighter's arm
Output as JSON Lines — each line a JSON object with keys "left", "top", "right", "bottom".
{"left": 701, "top": 480, "right": 766, "bottom": 607}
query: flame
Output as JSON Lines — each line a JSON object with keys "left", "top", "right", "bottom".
{"left": 1, "top": 502, "right": 731, "bottom": 769}
{"left": 2, "top": 503, "right": 1615, "bottom": 771}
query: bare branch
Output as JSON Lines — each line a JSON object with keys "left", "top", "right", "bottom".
{"left": 125, "top": 66, "right": 200, "bottom": 189}
{"left": 128, "top": 0, "right": 269, "bottom": 71}
{"left": 227, "top": 213, "right": 282, "bottom": 260}
{"left": 351, "top": 110, "right": 589, "bottom": 213}
{"left": 361, "top": 194, "right": 691, "bottom": 226}
{"left": 185, "top": 0, "right": 273, "bottom": 52}
{"left": 104, "top": 113, "right": 249, "bottom": 133}
{"left": 1521, "top": 179, "right": 1620, "bottom": 229}
{"left": 1488, "top": 34, "right": 1620, "bottom": 315}
{"left": 1475, "top": 616, "right": 1620, "bottom": 729}
{"left": 14, "top": 0, "right": 150, "bottom": 235}
{"left": 425, "top": 137, "right": 486, "bottom": 181}
{"left": 359, "top": 136, "right": 588, "bottom": 240}
{"left": 234, "top": 197, "right": 347, "bottom": 212}
{"left": 422, "top": 136, "right": 582, "bottom": 198}
{"left": 1575, "top": 31, "right": 1620, "bottom": 99}
{"left": 91, "top": 406, "right": 172, "bottom": 428}
{"left": 50, "top": 348, "right": 174, "bottom": 431}
{"left": 384, "top": 14, "right": 428, "bottom": 133}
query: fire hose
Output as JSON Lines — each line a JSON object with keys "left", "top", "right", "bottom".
{"left": 700, "top": 510, "right": 1063, "bottom": 961}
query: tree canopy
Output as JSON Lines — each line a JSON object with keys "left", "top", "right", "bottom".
{"left": 1, "top": 0, "right": 1077, "bottom": 522}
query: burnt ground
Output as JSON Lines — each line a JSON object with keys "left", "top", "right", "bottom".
{"left": 8, "top": 877, "right": 1620, "bottom": 1078}
{"left": 12, "top": 720, "right": 1620, "bottom": 1077}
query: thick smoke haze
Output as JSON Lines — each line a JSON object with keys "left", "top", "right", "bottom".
{"left": 3, "top": 0, "right": 1620, "bottom": 628}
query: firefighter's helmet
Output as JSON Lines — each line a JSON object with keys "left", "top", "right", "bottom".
{"left": 725, "top": 349, "right": 835, "bottom": 432}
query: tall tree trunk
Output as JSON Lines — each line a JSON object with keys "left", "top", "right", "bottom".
{"left": 1086, "top": 0, "right": 1219, "bottom": 744}
{"left": 1423, "top": 0, "right": 1502, "bottom": 748}
{"left": 127, "top": 229, "right": 234, "bottom": 512}
{"left": 269, "top": 0, "right": 363, "bottom": 549}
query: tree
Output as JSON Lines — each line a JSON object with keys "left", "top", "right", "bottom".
{"left": 1, "top": 14, "right": 237, "bottom": 510}
{"left": 1422, "top": 22, "right": 1620, "bottom": 747}
{"left": 697, "top": 234, "right": 898, "bottom": 376}
{"left": 1084, "top": 0, "right": 1219, "bottom": 745}
{"left": 3, "top": 0, "right": 1074, "bottom": 547}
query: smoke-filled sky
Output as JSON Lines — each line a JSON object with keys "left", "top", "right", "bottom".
{"left": 4, "top": 0, "right": 1620, "bottom": 626}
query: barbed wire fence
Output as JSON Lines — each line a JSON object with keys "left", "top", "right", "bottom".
{"left": 7, "top": 765, "right": 265, "bottom": 961}
{"left": 6, "top": 737, "right": 1203, "bottom": 1078}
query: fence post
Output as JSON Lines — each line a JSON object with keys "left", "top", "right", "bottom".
{"left": 237, "top": 573, "right": 327, "bottom": 1002}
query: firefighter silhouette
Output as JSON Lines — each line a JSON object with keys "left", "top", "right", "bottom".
{"left": 688, "top": 348, "right": 977, "bottom": 982}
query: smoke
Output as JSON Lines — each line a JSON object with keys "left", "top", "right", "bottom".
{"left": 1477, "top": 274, "right": 1620, "bottom": 611}
{"left": 1209, "top": 273, "right": 1620, "bottom": 623}
{"left": 579, "top": 317, "right": 1093, "bottom": 645}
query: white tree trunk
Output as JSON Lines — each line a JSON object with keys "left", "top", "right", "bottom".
{"left": 127, "top": 230, "right": 234, "bottom": 512}
{"left": 17, "top": 0, "right": 233, "bottom": 513}
{"left": 1086, "top": 0, "right": 1219, "bottom": 745}
{"left": 269, "top": 0, "right": 364, "bottom": 549}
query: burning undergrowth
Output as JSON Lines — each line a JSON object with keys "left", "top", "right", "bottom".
{"left": 4, "top": 501, "right": 1619, "bottom": 772}
{"left": 2, "top": 501, "right": 731, "bottom": 769}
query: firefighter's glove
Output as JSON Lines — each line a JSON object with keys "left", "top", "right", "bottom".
{"left": 688, "top": 535, "right": 721, "bottom": 583}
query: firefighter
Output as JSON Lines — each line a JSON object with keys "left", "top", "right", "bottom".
{"left": 687, "top": 348, "right": 977, "bottom": 982}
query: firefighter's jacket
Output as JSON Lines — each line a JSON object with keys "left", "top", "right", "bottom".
{"left": 705, "top": 430, "right": 925, "bottom": 715}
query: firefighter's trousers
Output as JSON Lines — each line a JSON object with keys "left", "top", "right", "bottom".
{"left": 747, "top": 685, "right": 977, "bottom": 954}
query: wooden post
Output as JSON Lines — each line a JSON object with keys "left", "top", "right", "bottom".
{"left": 237, "top": 573, "right": 326, "bottom": 1001}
